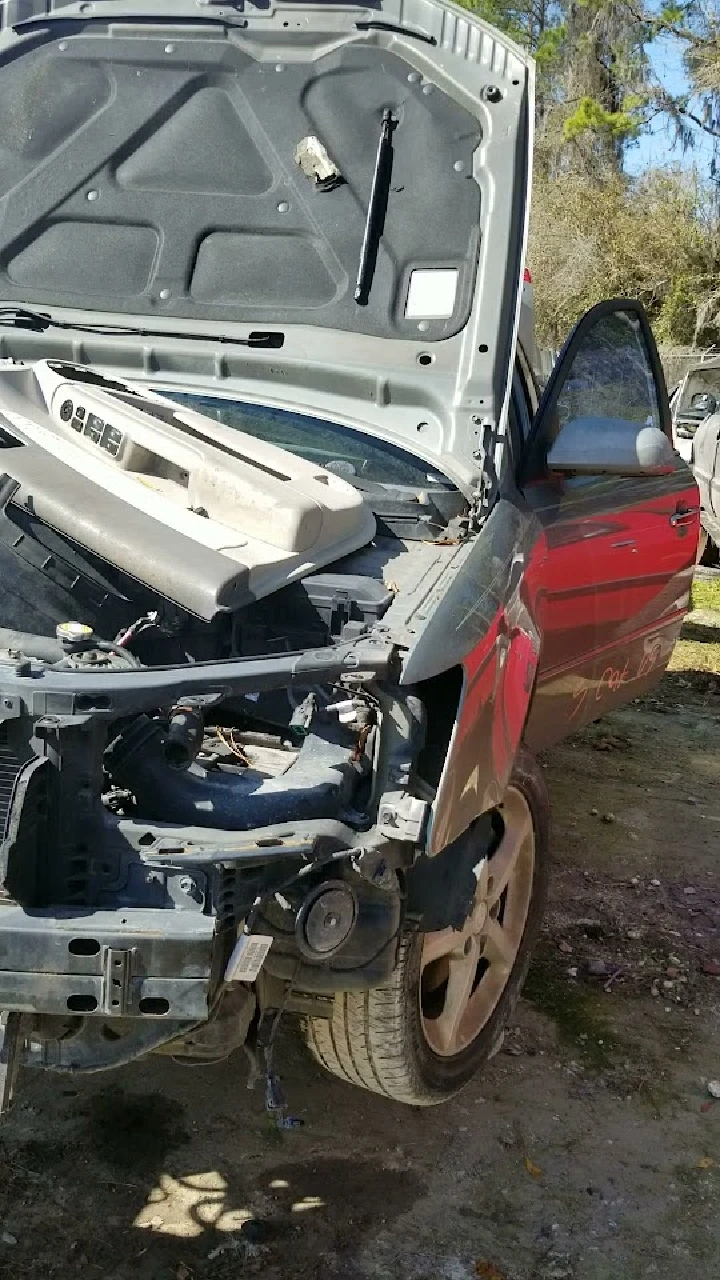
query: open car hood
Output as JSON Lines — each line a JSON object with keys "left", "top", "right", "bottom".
{"left": 0, "top": 0, "right": 533, "bottom": 491}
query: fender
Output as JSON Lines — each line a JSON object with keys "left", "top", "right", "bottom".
{"left": 400, "top": 499, "right": 545, "bottom": 855}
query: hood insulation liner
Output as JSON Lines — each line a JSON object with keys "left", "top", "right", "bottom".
{"left": 0, "top": 34, "right": 482, "bottom": 341}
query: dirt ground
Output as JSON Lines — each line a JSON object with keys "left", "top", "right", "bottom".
{"left": 1, "top": 597, "right": 719, "bottom": 1280}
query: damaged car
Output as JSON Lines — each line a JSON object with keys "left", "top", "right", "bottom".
{"left": 0, "top": 0, "right": 700, "bottom": 1111}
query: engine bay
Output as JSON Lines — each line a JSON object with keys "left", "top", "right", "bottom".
{"left": 0, "top": 355, "right": 468, "bottom": 1089}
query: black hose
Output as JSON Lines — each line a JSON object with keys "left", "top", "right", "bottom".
{"left": 165, "top": 705, "right": 205, "bottom": 768}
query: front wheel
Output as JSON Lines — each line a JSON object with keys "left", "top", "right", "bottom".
{"left": 306, "top": 749, "right": 550, "bottom": 1106}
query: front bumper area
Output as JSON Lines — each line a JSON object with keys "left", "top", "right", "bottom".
{"left": 0, "top": 816, "right": 385, "bottom": 1015}
{"left": 0, "top": 813, "right": 406, "bottom": 1088}
{"left": 0, "top": 903, "right": 214, "bottom": 1021}
{"left": 0, "top": 637, "right": 421, "bottom": 1097}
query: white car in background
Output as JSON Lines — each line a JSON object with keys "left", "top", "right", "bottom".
{"left": 669, "top": 355, "right": 720, "bottom": 564}
{"left": 671, "top": 355, "right": 720, "bottom": 464}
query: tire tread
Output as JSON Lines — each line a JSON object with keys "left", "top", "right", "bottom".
{"left": 307, "top": 939, "right": 438, "bottom": 1105}
{"left": 306, "top": 749, "right": 550, "bottom": 1106}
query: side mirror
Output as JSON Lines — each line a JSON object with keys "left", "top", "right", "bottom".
{"left": 547, "top": 417, "right": 676, "bottom": 477}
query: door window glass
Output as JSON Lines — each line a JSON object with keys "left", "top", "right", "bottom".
{"left": 549, "top": 308, "right": 661, "bottom": 447}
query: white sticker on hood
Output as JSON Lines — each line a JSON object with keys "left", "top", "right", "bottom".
{"left": 405, "top": 268, "right": 459, "bottom": 319}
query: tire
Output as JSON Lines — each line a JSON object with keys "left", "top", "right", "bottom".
{"left": 306, "top": 748, "right": 550, "bottom": 1105}
{"left": 699, "top": 529, "right": 720, "bottom": 568}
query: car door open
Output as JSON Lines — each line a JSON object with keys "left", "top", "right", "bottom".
{"left": 521, "top": 299, "right": 700, "bottom": 750}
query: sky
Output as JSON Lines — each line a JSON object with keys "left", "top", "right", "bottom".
{"left": 626, "top": 31, "right": 716, "bottom": 177}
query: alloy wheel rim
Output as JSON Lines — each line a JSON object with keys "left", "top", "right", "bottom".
{"left": 419, "top": 786, "right": 535, "bottom": 1058}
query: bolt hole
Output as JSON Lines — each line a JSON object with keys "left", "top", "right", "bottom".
{"left": 67, "top": 994, "right": 98, "bottom": 1012}
{"left": 139, "top": 997, "right": 170, "bottom": 1016}
{"left": 512, "top": 79, "right": 520, "bottom": 86}
{"left": 478, "top": 344, "right": 489, "bottom": 353}
{"left": 417, "top": 352, "right": 434, "bottom": 367}
{"left": 68, "top": 938, "right": 100, "bottom": 957}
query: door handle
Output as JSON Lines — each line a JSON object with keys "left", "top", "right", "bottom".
{"left": 670, "top": 506, "right": 700, "bottom": 527}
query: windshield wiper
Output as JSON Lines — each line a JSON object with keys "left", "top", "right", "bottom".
{"left": 0, "top": 308, "right": 284, "bottom": 349}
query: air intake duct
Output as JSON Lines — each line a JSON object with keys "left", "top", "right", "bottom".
{"left": 106, "top": 716, "right": 360, "bottom": 831}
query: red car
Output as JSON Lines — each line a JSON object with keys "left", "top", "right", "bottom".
{"left": 0, "top": 0, "right": 699, "bottom": 1113}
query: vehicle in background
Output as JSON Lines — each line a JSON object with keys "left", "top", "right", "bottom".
{"left": 669, "top": 356, "right": 720, "bottom": 562}
{"left": 671, "top": 355, "right": 720, "bottom": 464}
{"left": 691, "top": 398, "right": 720, "bottom": 566}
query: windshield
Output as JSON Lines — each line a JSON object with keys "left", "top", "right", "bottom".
{"left": 160, "top": 392, "right": 455, "bottom": 491}
{"left": 677, "top": 368, "right": 720, "bottom": 419}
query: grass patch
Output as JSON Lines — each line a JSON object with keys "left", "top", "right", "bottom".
{"left": 691, "top": 576, "right": 720, "bottom": 612}
{"left": 669, "top": 575, "right": 720, "bottom": 677}
{"left": 668, "top": 637, "right": 720, "bottom": 676}
{"left": 523, "top": 960, "right": 617, "bottom": 1069}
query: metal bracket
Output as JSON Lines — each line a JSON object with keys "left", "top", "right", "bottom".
{"left": 101, "top": 946, "right": 134, "bottom": 1016}
{"left": 0, "top": 1011, "right": 27, "bottom": 1114}
{"left": 377, "top": 792, "right": 429, "bottom": 844}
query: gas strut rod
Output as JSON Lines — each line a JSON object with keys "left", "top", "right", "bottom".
{"left": 354, "top": 109, "right": 396, "bottom": 306}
